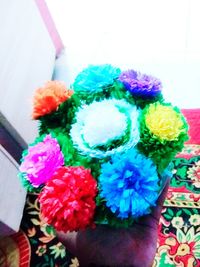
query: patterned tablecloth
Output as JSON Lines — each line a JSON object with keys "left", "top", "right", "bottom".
{"left": 0, "top": 110, "right": 199, "bottom": 267}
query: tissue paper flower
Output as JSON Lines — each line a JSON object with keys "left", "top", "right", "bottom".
{"left": 145, "top": 103, "right": 185, "bottom": 141}
{"left": 19, "top": 64, "right": 189, "bottom": 232}
{"left": 119, "top": 70, "right": 162, "bottom": 98}
{"left": 19, "top": 134, "right": 64, "bottom": 187}
{"left": 73, "top": 64, "right": 121, "bottom": 94}
{"left": 39, "top": 166, "right": 98, "bottom": 232}
{"left": 99, "top": 149, "right": 159, "bottom": 218}
{"left": 32, "top": 81, "right": 73, "bottom": 119}
{"left": 138, "top": 102, "right": 188, "bottom": 171}
{"left": 70, "top": 99, "right": 140, "bottom": 158}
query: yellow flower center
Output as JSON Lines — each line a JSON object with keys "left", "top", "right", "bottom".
{"left": 177, "top": 244, "right": 190, "bottom": 256}
{"left": 145, "top": 104, "right": 184, "bottom": 141}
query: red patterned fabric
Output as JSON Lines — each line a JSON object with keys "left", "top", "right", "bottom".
{"left": 0, "top": 109, "right": 199, "bottom": 267}
{"left": 182, "top": 109, "right": 200, "bottom": 144}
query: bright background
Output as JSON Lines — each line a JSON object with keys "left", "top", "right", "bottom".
{"left": 46, "top": 0, "right": 200, "bottom": 108}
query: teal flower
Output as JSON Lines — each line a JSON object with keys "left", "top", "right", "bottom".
{"left": 73, "top": 64, "right": 121, "bottom": 94}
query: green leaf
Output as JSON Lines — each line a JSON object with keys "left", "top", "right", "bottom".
{"left": 164, "top": 214, "right": 172, "bottom": 220}
{"left": 50, "top": 258, "right": 54, "bottom": 267}
{"left": 176, "top": 210, "right": 182, "bottom": 216}
{"left": 46, "top": 225, "right": 55, "bottom": 235}
{"left": 168, "top": 209, "right": 174, "bottom": 216}
{"left": 30, "top": 239, "right": 37, "bottom": 245}
{"left": 177, "top": 229, "right": 185, "bottom": 243}
{"left": 194, "top": 252, "right": 200, "bottom": 258}
{"left": 183, "top": 209, "right": 192, "bottom": 216}
{"left": 186, "top": 227, "right": 194, "bottom": 242}
{"left": 193, "top": 209, "right": 198, "bottom": 214}
{"left": 176, "top": 167, "right": 187, "bottom": 178}
{"left": 44, "top": 254, "right": 49, "bottom": 262}
{"left": 194, "top": 233, "right": 200, "bottom": 242}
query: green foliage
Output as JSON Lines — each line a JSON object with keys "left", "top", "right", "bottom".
{"left": 50, "top": 129, "right": 103, "bottom": 179}
{"left": 38, "top": 94, "right": 81, "bottom": 135}
{"left": 94, "top": 195, "right": 135, "bottom": 228}
{"left": 137, "top": 104, "right": 189, "bottom": 173}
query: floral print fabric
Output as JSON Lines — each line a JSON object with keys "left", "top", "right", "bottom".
{"left": 0, "top": 144, "right": 200, "bottom": 267}
{"left": 154, "top": 145, "right": 200, "bottom": 267}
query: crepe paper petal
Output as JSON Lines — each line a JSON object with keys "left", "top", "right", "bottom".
{"left": 138, "top": 102, "right": 189, "bottom": 172}
{"left": 99, "top": 149, "right": 159, "bottom": 219}
{"left": 33, "top": 81, "right": 73, "bottom": 119}
{"left": 70, "top": 99, "right": 140, "bottom": 158}
{"left": 19, "top": 134, "right": 64, "bottom": 187}
{"left": 39, "top": 166, "right": 97, "bottom": 232}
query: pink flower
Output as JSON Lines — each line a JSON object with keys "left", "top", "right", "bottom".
{"left": 20, "top": 135, "right": 64, "bottom": 187}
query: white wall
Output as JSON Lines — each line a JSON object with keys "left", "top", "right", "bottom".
{"left": 46, "top": 0, "right": 200, "bottom": 108}
{"left": 0, "top": 0, "right": 56, "bottom": 145}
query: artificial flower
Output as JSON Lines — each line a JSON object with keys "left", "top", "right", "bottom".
{"left": 70, "top": 99, "right": 140, "bottom": 158}
{"left": 99, "top": 149, "right": 159, "bottom": 218}
{"left": 119, "top": 70, "right": 162, "bottom": 98}
{"left": 39, "top": 166, "right": 98, "bottom": 232}
{"left": 19, "top": 64, "right": 189, "bottom": 231}
{"left": 32, "top": 81, "right": 73, "bottom": 119}
{"left": 145, "top": 103, "right": 185, "bottom": 141}
{"left": 19, "top": 134, "right": 64, "bottom": 187}
{"left": 138, "top": 103, "right": 188, "bottom": 172}
{"left": 73, "top": 64, "right": 121, "bottom": 94}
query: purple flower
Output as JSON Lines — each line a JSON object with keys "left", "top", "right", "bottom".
{"left": 19, "top": 134, "right": 64, "bottom": 187}
{"left": 119, "top": 70, "right": 162, "bottom": 98}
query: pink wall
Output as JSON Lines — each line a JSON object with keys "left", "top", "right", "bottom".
{"left": 35, "top": 0, "right": 64, "bottom": 56}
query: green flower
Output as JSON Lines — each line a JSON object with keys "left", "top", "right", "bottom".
{"left": 49, "top": 242, "right": 66, "bottom": 259}
{"left": 36, "top": 244, "right": 46, "bottom": 256}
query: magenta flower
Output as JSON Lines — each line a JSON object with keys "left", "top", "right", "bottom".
{"left": 19, "top": 134, "right": 64, "bottom": 187}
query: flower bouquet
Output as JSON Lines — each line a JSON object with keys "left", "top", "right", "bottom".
{"left": 19, "top": 64, "right": 188, "bottom": 232}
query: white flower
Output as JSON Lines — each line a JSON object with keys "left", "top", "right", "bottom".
{"left": 81, "top": 101, "right": 127, "bottom": 147}
{"left": 189, "top": 214, "right": 200, "bottom": 226}
{"left": 70, "top": 99, "right": 139, "bottom": 158}
{"left": 171, "top": 216, "right": 184, "bottom": 229}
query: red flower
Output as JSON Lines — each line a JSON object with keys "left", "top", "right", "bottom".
{"left": 39, "top": 166, "right": 98, "bottom": 232}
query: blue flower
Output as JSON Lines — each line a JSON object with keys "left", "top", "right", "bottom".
{"left": 99, "top": 149, "right": 159, "bottom": 218}
{"left": 73, "top": 64, "right": 121, "bottom": 93}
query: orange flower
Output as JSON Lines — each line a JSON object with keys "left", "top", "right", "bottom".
{"left": 32, "top": 81, "right": 73, "bottom": 119}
